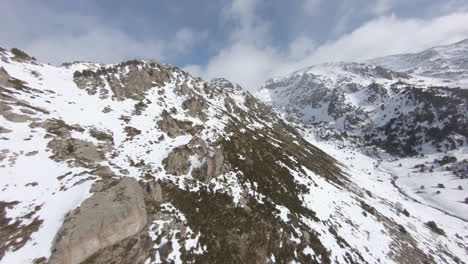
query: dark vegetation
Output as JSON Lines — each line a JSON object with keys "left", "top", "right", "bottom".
{"left": 73, "top": 59, "right": 149, "bottom": 79}
{"left": 368, "top": 86, "right": 468, "bottom": 156}
{"left": 11, "top": 48, "right": 35, "bottom": 61}
{"left": 425, "top": 221, "right": 446, "bottom": 236}
{"left": 155, "top": 111, "right": 349, "bottom": 263}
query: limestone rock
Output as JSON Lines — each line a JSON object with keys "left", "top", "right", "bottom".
{"left": 30, "top": 119, "right": 84, "bottom": 139}
{"left": 156, "top": 110, "right": 199, "bottom": 138}
{"left": 0, "top": 67, "right": 10, "bottom": 87}
{"left": 163, "top": 137, "right": 226, "bottom": 182}
{"left": 181, "top": 96, "right": 208, "bottom": 121}
{"left": 47, "top": 138, "right": 104, "bottom": 164}
{"left": 162, "top": 146, "right": 192, "bottom": 176}
{"left": 49, "top": 177, "right": 147, "bottom": 264}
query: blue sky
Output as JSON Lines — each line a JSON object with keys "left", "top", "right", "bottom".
{"left": 3, "top": 0, "right": 468, "bottom": 90}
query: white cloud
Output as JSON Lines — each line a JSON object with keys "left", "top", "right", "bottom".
{"left": 173, "top": 28, "right": 208, "bottom": 54}
{"left": 288, "top": 36, "right": 316, "bottom": 60}
{"left": 310, "top": 13, "right": 468, "bottom": 63}
{"left": 0, "top": 0, "right": 203, "bottom": 65}
{"left": 185, "top": 9, "right": 468, "bottom": 92}
{"left": 23, "top": 29, "right": 166, "bottom": 65}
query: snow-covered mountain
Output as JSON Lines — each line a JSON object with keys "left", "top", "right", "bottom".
{"left": 257, "top": 40, "right": 468, "bottom": 260}
{"left": 369, "top": 39, "right": 468, "bottom": 87}
{"left": 0, "top": 45, "right": 467, "bottom": 264}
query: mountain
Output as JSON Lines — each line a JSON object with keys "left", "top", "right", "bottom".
{"left": 0, "top": 45, "right": 466, "bottom": 264}
{"left": 257, "top": 39, "right": 468, "bottom": 261}
{"left": 369, "top": 39, "right": 468, "bottom": 87}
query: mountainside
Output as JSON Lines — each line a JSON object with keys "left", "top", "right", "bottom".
{"left": 258, "top": 60, "right": 468, "bottom": 156}
{"left": 369, "top": 39, "right": 468, "bottom": 87}
{"left": 0, "top": 45, "right": 467, "bottom": 264}
{"left": 257, "top": 40, "right": 468, "bottom": 260}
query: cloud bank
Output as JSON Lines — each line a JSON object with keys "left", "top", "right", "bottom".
{"left": 185, "top": 0, "right": 468, "bottom": 91}
{"left": 2, "top": 0, "right": 468, "bottom": 91}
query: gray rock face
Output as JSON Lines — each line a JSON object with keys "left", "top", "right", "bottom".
{"left": 181, "top": 96, "right": 208, "bottom": 121}
{"left": 49, "top": 177, "right": 147, "bottom": 264}
{"left": 156, "top": 110, "right": 200, "bottom": 138}
{"left": 201, "top": 147, "right": 225, "bottom": 182}
{"left": 163, "top": 137, "right": 225, "bottom": 182}
{"left": 162, "top": 146, "right": 192, "bottom": 176}
{"left": 111, "top": 67, "right": 153, "bottom": 100}
{"left": 0, "top": 67, "right": 9, "bottom": 86}
{"left": 47, "top": 138, "right": 104, "bottom": 164}
{"left": 74, "top": 62, "right": 172, "bottom": 101}
{"left": 30, "top": 119, "right": 84, "bottom": 139}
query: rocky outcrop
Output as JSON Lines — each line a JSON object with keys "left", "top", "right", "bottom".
{"left": 110, "top": 67, "right": 154, "bottom": 100}
{"left": 30, "top": 119, "right": 84, "bottom": 139}
{"left": 49, "top": 177, "right": 147, "bottom": 264}
{"left": 181, "top": 96, "right": 208, "bottom": 121}
{"left": 74, "top": 61, "right": 172, "bottom": 101}
{"left": 163, "top": 137, "right": 225, "bottom": 182}
{"left": 0, "top": 67, "right": 10, "bottom": 87}
{"left": 162, "top": 146, "right": 192, "bottom": 176}
{"left": 47, "top": 138, "right": 104, "bottom": 166}
{"left": 328, "top": 88, "right": 354, "bottom": 119}
{"left": 156, "top": 110, "right": 202, "bottom": 138}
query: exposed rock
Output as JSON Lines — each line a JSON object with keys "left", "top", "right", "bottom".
{"left": 0, "top": 201, "right": 43, "bottom": 260}
{"left": 25, "top": 151, "right": 38, "bottom": 156}
{"left": 156, "top": 110, "right": 201, "bottom": 138}
{"left": 74, "top": 73, "right": 107, "bottom": 97}
{"left": 163, "top": 146, "right": 192, "bottom": 176}
{"left": 19, "top": 108, "right": 36, "bottom": 115}
{"left": 89, "top": 128, "right": 114, "bottom": 144}
{"left": 47, "top": 138, "right": 104, "bottom": 164}
{"left": 192, "top": 147, "right": 225, "bottom": 182}
{"left": 30, "top": 119, "right": 84, "bottom": 139}
{"left": 181, "top": 96, "right": 208, "bottom": 120}
{"left": 0, "top": 126, "right": 11, "bottom": 133}
{"left": 124, "top": 126, "right": 141, "bottom": 139}
{"left": 176, "top": 81, "right": 193, "bottom": 95}
{"left": 163, "top": 137, "right": 225, "bottom": 182}
{"left": 145, "top": 182, "right": 164, "bottom": 203}
{"left": 0, "top": 103, "right": 39, "bottom": 123}
{"left": 101, "top": 106, "right": 112, "bottom": 113}
{"left": 49, "top": 177, "right": 147, "bottom": 264}
{"left": 0, "top": 67, "right": 10, "bottom": 87}
{"left": 80, "top": 233, "right": 151, "bottom": 264}
{"left": 89, "top": 165, "right": 115, "bottom": 178}
{"left": 111, "top": 67, "right": 153, "bottom": 100}
{"left": 110, "top": 64, "right": 170, "bottom": 100}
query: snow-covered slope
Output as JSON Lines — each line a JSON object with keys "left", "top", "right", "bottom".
{"left": 369, "top": 39, "right": 468, "bottom": 87}
{"left": 257, "top": 40, "right": 468, "bottom": 263}
{"left": 0, "top": 47, "right": 467, "bottom": 264}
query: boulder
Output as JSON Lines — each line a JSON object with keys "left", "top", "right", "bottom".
{"left": 49, "top": 177, "right": 147, "bottom": 264}
{"left": 47, "top": 138, "right": 104, "bottom": 164}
